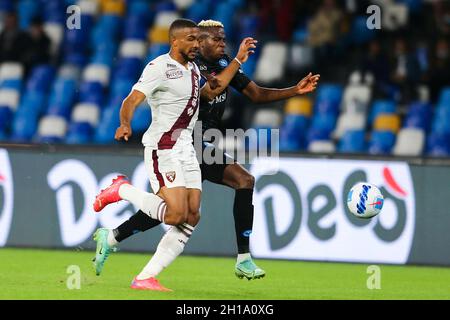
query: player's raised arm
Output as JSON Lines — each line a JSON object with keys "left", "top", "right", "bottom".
{"left": 241, "top": 72, "right": 321, "bottom": 104}
{"left": 115, "top": 89, "right": 146, "bottom": 141}
{"left": 200, "top": 37, "right": 257, "bottom": 100}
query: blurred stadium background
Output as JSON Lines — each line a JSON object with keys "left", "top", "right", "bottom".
{"left": 0, "top": 0, "right": 448, "bottom": 155}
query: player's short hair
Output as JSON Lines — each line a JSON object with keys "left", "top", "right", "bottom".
{"left": 169, "top": 18, "right": 198, "bottom": 39}
{"left": 198, "top": 20, "right": 224, "bottom": 28}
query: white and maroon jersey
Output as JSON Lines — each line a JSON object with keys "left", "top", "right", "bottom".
{"left": 132, "top": 53, "right": 205, "bottom": 150}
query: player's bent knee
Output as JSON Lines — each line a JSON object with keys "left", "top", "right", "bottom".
{"left": 236, "top": 173, "right": 255, "bottom": 189}
{"left": 187, "top": 211, "right": 200, "bottom": 226}
{"left": 164, "top": 212, "right": 188, "bottom": 225}
{"left": 164, "top": 205, "right": 189, "bottom": 225}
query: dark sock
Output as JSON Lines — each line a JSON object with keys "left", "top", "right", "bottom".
{"left": 233, "top": 188, "right": 254, "bottom": 254}
{"left": 113, "top": 210, "right": 161, "bottom": 242}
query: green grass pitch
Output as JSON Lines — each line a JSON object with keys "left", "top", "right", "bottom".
{"left": 0, "top": 248, "right": 449, "bottom": 300}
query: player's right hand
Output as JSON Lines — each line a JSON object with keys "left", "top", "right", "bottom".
{"left": 236, "top": 37, "right": 257, "bottom": 64}
{"left": 115, "top": 124, "right": 132, "bottom": 141}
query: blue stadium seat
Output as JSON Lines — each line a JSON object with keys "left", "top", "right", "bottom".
{"left": 185, "top": 1, "right": 209, "bottom": 22}
{"left": 46, "top": 78, "right": 77, "bottom": 118}
{"left": 18, "top": 0, "right": 40, "bottom": 29}
{"left": 94, "top": 105, "right": 120, "bottom": 144}
{"left": 26, "top": 65, "right": 56, "bottom": 92}
{"left": 11, "top": 110, "right": 39, "bottom": 141}
{"left": 0, "top": 106, "right": 13, "bottom": 131}
{"left": 155, "top": 1, "right": 177, "bottom": 12}
{"left": 316, "top": 84, "right": 343, "bottom": 107}
{"left": 368, "top": 131, "right": 396, "bottom": 155}
{"left": 0, "top": 0, "right": 14, "bottom": 12}
{"left": 146, "top": 43, "right": 170, "bottom": 62}
{"left": 404, "top": 102, "right": 432, "bottom": 130}
{"left": 310, "top": 114, "right": 336, "bottom": 134}
{"left": 307, "top": 127, "right": 330, "bottom": 145}
{"left": 369, "top": 100, "right": 396, "bottom": 124}
{"left": 19, "top": 91, "right": 46, "bottom": 114}
{"left": 0, "top": 79, "right": 22, "bottom": 91}
{"left": 397, "top": 0, "right": 422, "bottom": 13}
{"left": 66, "top": 122, "right": 93, "bottom": 144}
{"left": 315, "top": 99, "right": 340, "bottom": 116}
{"left": 351, "top": 16, "right": 376, "bottom": 44}
{"left": 279, "top": 114, "right": 308, "bottom": 151}
{"left": 93, "top": 14, "right": 123, "bottom": 42}
{"left": 91, "top": 41, "right": 118, "bottom": 67}
{"left": 111, "top": 78, "right": 135, "bottom": 100}
{"left": 338, "top": 130, "right": 366, "bottom": 153}
{"left": 427, "top": 133, "right": 450, "bottom": 156}
{"left": 114, "top": 57, "right": 143, "bottom": 80}
{"left": 64, "top": 52, "right": 88, "bottom": 67}
{"left": 131, "top": 104, "right": 152, "bottom": 134}
{"left": 128, "top": 0, "right": 154, "bottom": 25}
{"left": 79, "top": 81, "right": 104, "bottom": 106}
{"left": 123, "top": 15, "right": 149, "bottom": 40}
{"left": 292, "top": 26, "right": 308, "bottom": 43}
{"left": 42, "top": 0, "right": 66, "bottom": 23}
{"left": 238, "top": 14, "right": 259, "bottom": 42}
{"left": 228, "top": 0, "right": 245, "bottom": 9}
{"left": 212, "top": 3, "right": 234, "bottom": 39}
{"left": 241, "top": 54, "right": 257, "bottom": 78}
{"left": 438, "top": 87, "right": 450, "bottom": 106}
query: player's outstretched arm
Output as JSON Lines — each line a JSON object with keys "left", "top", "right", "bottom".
{"left": 242, "top": 72, "right": 320, "bottom": 104}
{"left": 115, "top": 89, "right": 146, "bottom": 141}
{"left": 200, "top": 37, "right": 257, "bottom": 100}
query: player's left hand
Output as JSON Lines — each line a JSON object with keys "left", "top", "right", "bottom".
{"left": 296, "top": 72, "right": 320, "bottom": 95}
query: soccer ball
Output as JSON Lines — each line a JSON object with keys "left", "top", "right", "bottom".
{"left": 347, "top": 183, "right": 384, "bottom": 219}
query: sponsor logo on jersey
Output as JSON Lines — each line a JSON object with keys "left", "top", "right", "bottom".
{"left": 166, "top": 63, "right": 177, "bottom": 69}
{"left": 208, "top": 91, "right": 227, "bottom": 105}
{"left": 199, "top": 65, "right": 207, "bottom": 71}
{"left": 219, "top": 58, "right": 228, "bottom": 67}
{"left": 166, "top": 69, "right": 183, "bottom": 79}
{"left": 165, "top": 171, "right": 176, "bottom": 183}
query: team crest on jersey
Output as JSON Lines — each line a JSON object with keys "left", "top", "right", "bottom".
{"left": 166, "top": 69, "right": 183, "bottom": 79}
{"left": 219, "top": 59, "right": 228, "bottom": 67}
{"left": 165, "top": 171, "right": 176, "bottom": 183}
{"left": 199, "top": 65, "right": 207, "bottom": 71}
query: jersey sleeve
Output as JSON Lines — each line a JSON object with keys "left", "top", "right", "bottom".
{"left": 200, "top": 74, "right": 207, "bottom": 89}
{"left": 230, "top": 68, "right": 252, "bottom": 92}
{"left": 132, "top": 62, "right": 163, "bottom": 97}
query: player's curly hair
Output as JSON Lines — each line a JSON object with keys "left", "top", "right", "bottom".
{"left": 197, "top": 20, "right": 224, "bottom": 28}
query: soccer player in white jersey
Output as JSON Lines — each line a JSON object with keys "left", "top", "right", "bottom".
{"left": 92, "top": 19, "right": 257, "bottom": 291}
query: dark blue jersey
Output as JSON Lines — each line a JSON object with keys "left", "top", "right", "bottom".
{"left": 195, "top": 54, "right": 251, "bottom": 133}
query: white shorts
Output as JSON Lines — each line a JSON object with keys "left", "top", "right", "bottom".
{"left": 145, "top": 144, "right": 202, "bottom": 194}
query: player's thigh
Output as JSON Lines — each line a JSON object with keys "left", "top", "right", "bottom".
{"left": 187, "top": 188, "right": 201, "bottom": 214}
{"left": 180, "top": 144, "right": 203, "bottom": 192}
{"left": 158, "top": 186, "right": 189, "bottom": 216}
{"left": 222, "top": 162, "right": 255, "bottom": 190}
